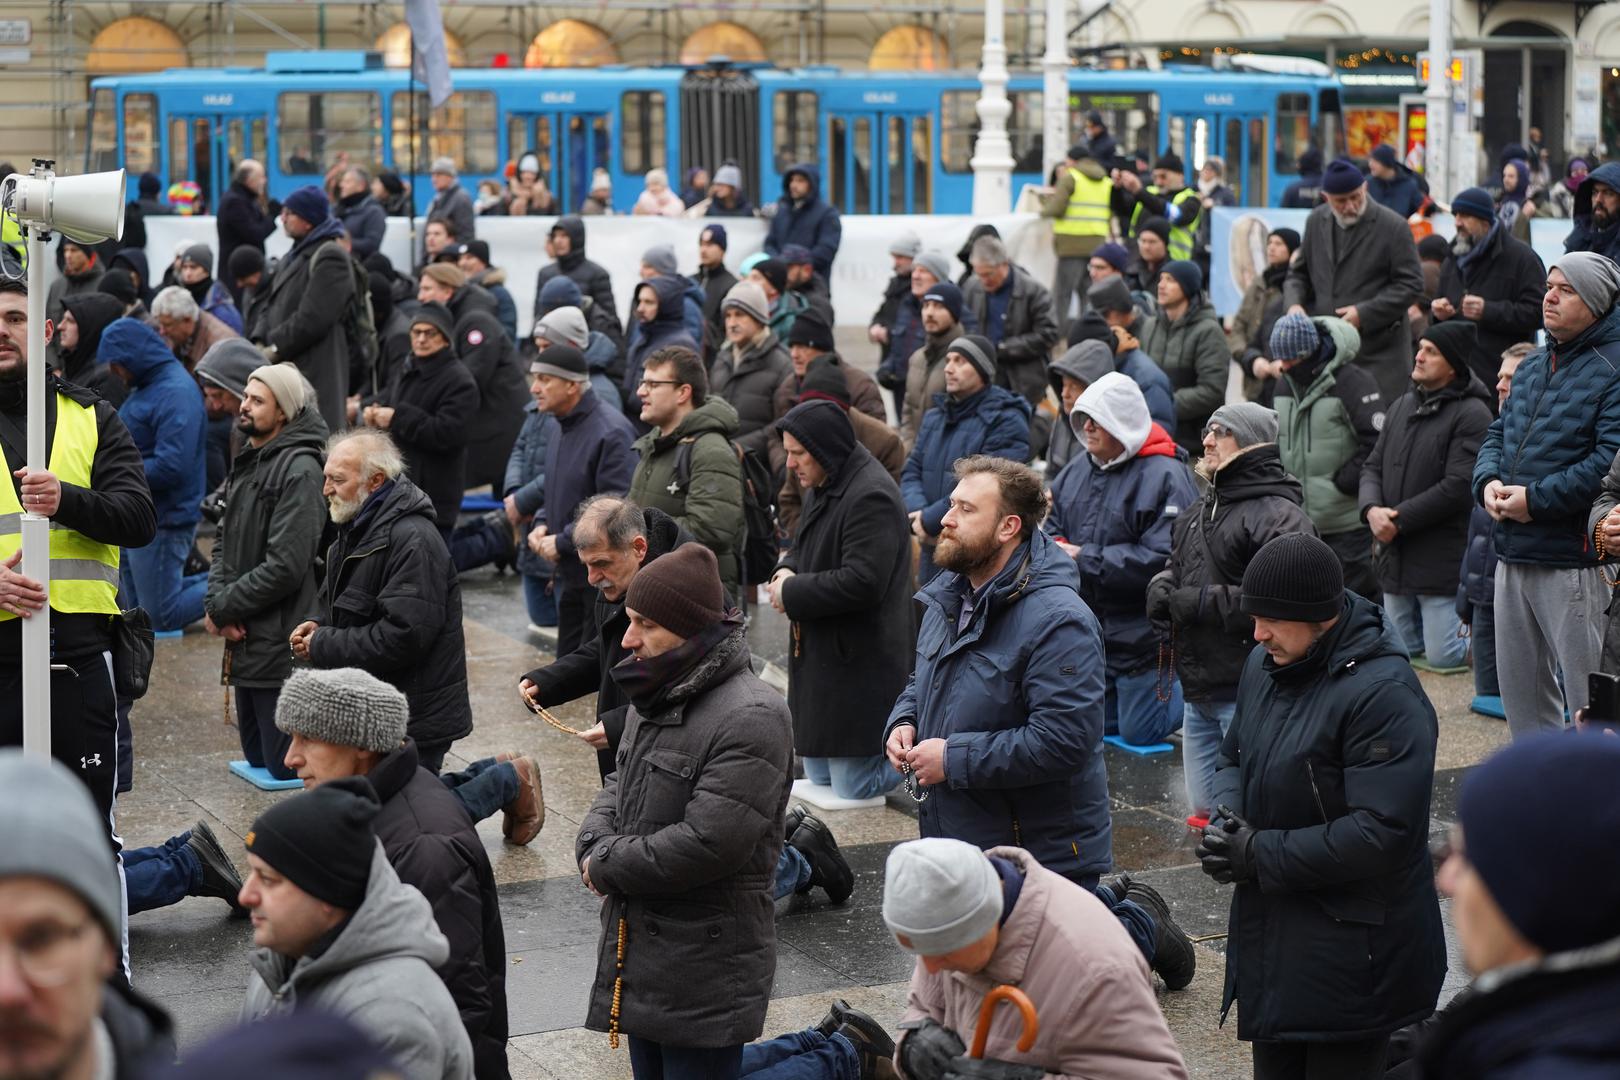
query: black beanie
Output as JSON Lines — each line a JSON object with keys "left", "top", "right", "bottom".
{"left": 625, "top": 543, "right": 727, "bottom": 639}
{"left": 1421, "top": 320, "right": 1477, "bottom": 379}
{"left": 753, "top": 258, "right": 788, "bottom": 294}
{"left": 779, "top": 399, "right": 856, "bottom": 477}
{"left": 947, "top": 334, "right": 998, "bottom": 384}
{"left": 99, "top": 269, "right": 137, "bottom": 306}
{"left": 786, "top": 311, "right": 834, "bottom": 352}
{"left": 1135, "top": 216, "right": 1172, "bottom": 245}
{"left": 1417, "top": 234, "right": 1452, "bottom": 263}
{"left": 798, "top": 357, "right": 851, "bottom": 407}
{"left": 245, "top": 777, "right": 379, "bottom": 910}
{"left": 228, "top": 245, "right": 266, "bottom": 282}
{"left": 1067, "top": 310, "right": 1114, "bottom": 348}
{"left": 1240, "top": 533, "right": 1344, "bottom": 622}
{"left": 1268, "top": 227, "right": 1301, "bottom": 254}
{"left": 409, "top": 301, "right": 455, "bottom": 344}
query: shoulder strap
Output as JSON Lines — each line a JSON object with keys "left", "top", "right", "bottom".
{"left": 672, "top": 435, "right": 699, "bottom": 490}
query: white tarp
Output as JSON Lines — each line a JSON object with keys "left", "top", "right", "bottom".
{"left": 139, "top": 213, "right": 1056, "bottom": 332}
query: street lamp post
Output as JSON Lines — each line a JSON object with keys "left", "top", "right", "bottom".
{"left": 971, "top": 0, "right": 1017, "bottom": 216}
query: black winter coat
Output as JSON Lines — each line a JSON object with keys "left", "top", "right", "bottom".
{"left": 335, "top": 192, "right": 388, "bottom": 260}
{"left": 204, "top": 406, "right": 329, "bottom": 687}
{"left": 259, "top": 220, "right": 355, "bottom": 434}
{"left": 1360, "top": 374, "right": 1494, "bottom": 595}
{"left": 532, "top": 216, "right": 620, "bottom": 344}
{"left": 310, "top": 478, "right": 474, "bottom": 750}
{"left": 1455, "top": 505, "right": 1497, "bottom": 621}
{"left": 447, "top": 285, "right": 529, "bottom": 493}
{"left": 1147, "top": 444, "right": 1317, "bottom": 701}
{"left": 216, "top": 181, "right": 277, "bottom": 296}
{"left": 381, "top": 345, "right": 479, "bottom": 530}
{"left": 695, "top": 264, "right": 737, "bottom": 363}
{"left": 577, "top": 625, "right": 793, "bottom": 1048}
{"left": 368, "top": 739, "right": 509, "bottom": 1080}
{"left": 1212, "top": 593, "right": 1446, "bottom": 1042}
{"left": 710, "top": 331, "right": 791, "bottom": 455}
{"left": 522, "top": 509, "right": 691, "bottom": 780}
{"left": 778, "top": 442, "right": 913, "bottom": 758}
{"left": 104, "top": 979, "right": 175, "bottom": 1077}
{"left": 1434, "top": 227, "right": 1545, "bottom": 394}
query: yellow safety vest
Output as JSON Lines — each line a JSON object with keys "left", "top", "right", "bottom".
{"left": 1130, "top": 186, "right": 1197, "bottom": 261}
{"left": 0, "top": 393, "right": 121, "bottom": 620}
{"left": 1, "top": 214, "right": 25, "bottom": 271}
{"left": 1053, "top": 169, "right": 1114, "bottom": 239}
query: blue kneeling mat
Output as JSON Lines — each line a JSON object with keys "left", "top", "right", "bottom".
{"left": 228, "top": 760, "right": 305, "bottom": 791}
{"left": 1102, "top": 734, "right": 1175, "bottom": 756}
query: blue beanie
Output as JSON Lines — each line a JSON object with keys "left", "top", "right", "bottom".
{"left": 1160, "top": 260, "right": 1203, "bottom": 303}
{"left": 1321, "top": 158, "right": 1365, "bottom": 196}
{"left": 1458, "top": 733, "right": 1620, "bottom": 953}
{"left": 701, "top": 223, "right": 728, "bottom": 251}
{"left": 921, "top": 280, "right": 964, "bottom": 323}
{"left": 538, "top": 274, "right": 583, "bottom": 312}
{"left": 283, "top": 185, "right": 329, "bottom": 226}
{"left": 1093, "top": 241, "right": 1130, "bottom": 273}
{"left": 1450, "top": 186, "right": 1496, "bottom": 222}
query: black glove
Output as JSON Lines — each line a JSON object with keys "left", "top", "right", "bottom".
{"left": 941, "top": 1054, "right": 1044, "bottom": 1080}
{"left": 265, "top": 197, "right": 283, "bottom": 218}
{"left": 1196, "top": 806, "right": 1258, "bottom": 885}
{"left": 897, "top": 1018, "right": 967, "bottom": 1080}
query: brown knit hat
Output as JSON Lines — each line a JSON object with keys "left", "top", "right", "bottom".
{"left": 625, "top": 544, "right": 726, "bottom": 639}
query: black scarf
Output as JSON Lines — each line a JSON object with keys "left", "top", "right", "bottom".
{"left": 610, "top": 614, "right": 743, "bottom": 715}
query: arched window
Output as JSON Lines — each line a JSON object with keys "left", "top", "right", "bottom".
{"left": 87, "top": 16, "right": 187, "bottom": 75}
{"left": 525, "top": 20, "right": 619, "bottom": 68}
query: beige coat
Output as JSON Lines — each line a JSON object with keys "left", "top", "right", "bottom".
{"left": 900, "top": 320, "right": 963, "bottom": 453}
{"left": 897, "top": 847, "right": 1188, "bottom": 1080}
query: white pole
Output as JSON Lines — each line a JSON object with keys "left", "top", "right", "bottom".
{"left": 971, "top": 0, "right": 1016, "bottom": 216}
{"left": 1041, "top": 0, "right": 1069, "bottom": 182}
{"left": 20, "top": 171, "right": 51, "bottom": 758}
{"left": 1425, "top": 0, "right": 1453, "bottom": 204}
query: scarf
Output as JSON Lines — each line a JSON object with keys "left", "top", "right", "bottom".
{"left": 610, "top": 614, "right": 743, "bottom": 715}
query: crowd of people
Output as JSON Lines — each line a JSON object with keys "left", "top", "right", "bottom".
{"left": 2, "top": 130, "right": 1620, "bottom": 1080}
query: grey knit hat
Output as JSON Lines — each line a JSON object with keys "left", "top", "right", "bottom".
{"left": 1551, "top": 251, "right": 1620, "bottom": 319}
{"left": 0, "top": 749, "right": 124, "bottom": 944}
{"left": 721, "top": 280, "right": 771, "bottom": 326}
{"left": 536, "top": 305, "right": 591, "bottom": 349}
{"left": 274, "top": 668, "right": 409, "bottom": 753}
{"left": 1087, "top": 274, "right": 1134, "bottom": 314}
{"left": 912, "top": 249, "right": 952, "bottom": 285}
{"left": 248, "top": 362, "right": 310, "bottom": 419}
{"left": 882, "top": 838, "right": 1004, "bottom": 956}
{"left": 1207, "top": 402, "right": 1278, "bottom": 448}
{"left": 196, "top": 338, "right": 268, "bottom": 397}
{"left": 641, "top": 244, "right": 679, "bottom": 277}
{"left": 889, "top": 230, "right": 922, "bottom": 258}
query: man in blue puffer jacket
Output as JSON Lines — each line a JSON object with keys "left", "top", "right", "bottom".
{"left": 101, "top": 317, "right": 208, "bottom": 632}
{"left": 1047, "top": 372, "right": 1199, "bottom": 746}
{"left": 1474, "top": 251, "right": 1620, "bottom": 737}
{"left": 764, "top": 163, "right": 842, "bottom": 278}
{"left": 901, "top": 334, "right": 1030, "bottom": 584}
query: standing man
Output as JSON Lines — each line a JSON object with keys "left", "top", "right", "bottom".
{"left": 1200, "top": 533, "right": 1445, "bottom": 1078}
{"left": 1487, "top": 253, "right": 1620, "bottom": 734}
{"left": 693, "top": 225, "right": 737, "bottom": 364}
{"left": 770, "top": 401, "right": 911, "bottom": 804}
{"left": 961, "top": 235, "right": 1062, "bottom": 408}
{"left": 1359, "top": 321, "right": 1493, "bottom": 673}
{"left": 900, "top": 281, "right": 968, "bottom": 451}
{"left": 204, "top": 364, "right": 328, "bottom": 782}
{"left": 764, "top": 164, "right": 841, "bottom": 278}
{"left": 709, "top": 281, "right": 791, "bottom": 456}
{"left": 1138, "top": 260, "right": 1230, "bottom": 452}
{"left": 1112, "top": 153, "right": 1200, "bottom": 263}
{"left": 151, "top": 285, "right": 238, "bottom": 371}
{"left": 0, "top": 281, "right": 154, "bottom": 846}
{"left": 425, "top": 158, "right": 476, "bottom": 257}
{"left": 1285, "top": 159, "right": 1425, "bottom": 401}
{"left": 1041, "top": 144, "right": 1114, "bottom": 321}
{"left": 1431, "top": 187, "right": 1546, "bottom": 397}
{"left": 334, "top": 166, "right": 387, "bottom": 261}
{"left": 455, "top": 240, "right": 518, "bottom": 343}
{"left": 289, "top": 429, "right": 473, "bottom": 773}
{"left": 626, "top": 346, "right": 743, "bottom": 603}
{"left": 255, "top": 186, "right": 355, "bottom": 433}
{"left": 527, "top": 344, "right": 637, "bottom": 656}
{"left": 576, "top": 544, "right": 793, "bottom": 1078}
{"left": 532, "top": 217, "right": 620, "bottom": 348}
{"left": 884, "top": 456, "right": 1196, "bottom": 993}
{"left": 1364, "top": 145, "right": 1424, "bottom": 217}
{"left": 217, "top": 159, "right": 280, "bottom": 303}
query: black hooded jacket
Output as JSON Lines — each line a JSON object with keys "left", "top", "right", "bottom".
{"left": 531, "top": 215, "right": 620, "bottom": 345}
{"left": 622, "top": 276, "right": 700, "bottom": 426}
{"left": 104, "top": 978, "right": 176, "bottom": 1077}
{"left": 520, "top": 507, "right": 691, "bottom": 780}
{"left": 446, "top": 284, "right": 528, "bottom": 492}
{"left": 59, "top": 292, "right": 129, "bottom": 407}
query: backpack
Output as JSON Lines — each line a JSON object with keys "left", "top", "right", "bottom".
{"left": 673, "top": 433, "right": 779, "bottom": 588}
{"left": 316, "top": 242, "right": 379, "bottom": 382}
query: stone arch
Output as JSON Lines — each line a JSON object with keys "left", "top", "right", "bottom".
{"left": 525, "top": 20, "right": 620, "bottom": 68}
{"left": 869, "top": 25, "right": 950, "bottom": 71}
{"left": 1178, "top": 4, "right": 1251, "bottom": 42}
{"left": 1290, "top": 4, "right": 1354, "bottom": 38}
{"left": 374, "top": 22, "right": 467, "bottom": 68}
{"left": 680, "top": 22, "right": 768, "bottom": 65}
{"left": 86, "top": 16, "right": 187, "bottom": 75}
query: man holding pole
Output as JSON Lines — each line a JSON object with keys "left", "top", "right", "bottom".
{"left": 0, "top": 277, "right": 155, "bottom": 839}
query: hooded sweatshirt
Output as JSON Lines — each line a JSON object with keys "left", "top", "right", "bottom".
{"left": 531, "top": 216, "right": 619, "bottom": 341}
{"left": 58, "top": 292, "right": 129, "bottom": 408}
{"left": 764, "top": 163, "right": 842, "bottom": 277}
{"left": 103, "top": 318, "right": 207, "bottom": 528}
{"left": 1045, "top": 341, "right": 1116, "bottom": 477}
{"left": 1564, "top": 161, "right": 1620, "bottom": 263}
{"left": 622, "top": 276, "right": 700, "bottom": 429}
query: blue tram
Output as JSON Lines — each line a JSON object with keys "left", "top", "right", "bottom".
{"left": 87, "top": 51, "right": 1343, "bottom": 215}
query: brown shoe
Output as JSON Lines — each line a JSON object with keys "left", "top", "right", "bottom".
{"left": 502, "top": 754, "right": 545, "bottom": 845}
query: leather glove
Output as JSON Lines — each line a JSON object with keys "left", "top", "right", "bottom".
{"left": 897, "top": 1018, "right": 967, "bottom": 1080}
{"left": 1145, "top": 570, "right": 1174, "bottom": 634}
{"left": 941, "top": 1055, "right": 1045, "bottom": 1080}
{"left": 1197, "top": 806, "right": 1258, "bottom": 885}
{"left": 265, "top": 197, "right": 283, "bottom": 218}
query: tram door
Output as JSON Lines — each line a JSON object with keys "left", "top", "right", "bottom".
{"left": 1167, "top": 108, "right": 1270, "bottom": 206}
{"left": 164, "top": 113, "right": 264, "bottom": 213}
{"left": 507, "top": 111, "right": 611, "bottom": 214}
{"left": 825, "top": 109, "right": 932, "bottom": 214}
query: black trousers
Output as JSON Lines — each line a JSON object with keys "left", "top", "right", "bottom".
{"left": 0, "top": 651, "right": 120, "bottom": 851}
{"left": 236, "top": 685, "right": 295, "bottom": 780}
{"left": 1322, "top": 527, "right": 1381, "bottom": 606}
{"left": 1251, "top": 1034, "right": 1391, "bottom": 1080}
{"left": 555, "top": 574, "right": 592, "bottom": 658}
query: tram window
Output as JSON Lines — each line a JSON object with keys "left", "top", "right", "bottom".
{"left": 89, "top": 90, "right": 118, "bottom": 172}
{"left": 940, "top": 91, "right": 976, "bottom": 173}
{"left": 1167, "top": 115, "right": 1186, "bottom": 163}
{"left": 123, "top": 93, "right": 157, "bottom": 174}
{"left": 887, "top": 116, "right": 905, "bottom": 214}
{"left": 773, "top": 91, "right": 818, "bottom": 173}
{"left": 1249, "top": 117, "right": 1268, "bottom": 205}
{"left": 622, "top": 92, "right": 667, "bottom": 175}
{"left": 167, "top": 118, "right": 189, "bottom": 182}
{"left": 1068, "top": 92, "right": 1157, "bottom": 165}
{"left": 1316, "top": 88, "right": 1345, "bottom": 159}
{"left": 1009, "top": 92, "right": 1044, "bottom": 173}
{"left": 911, "top": 117, "right": 932, "bottom": 212}
{"left": 279, "top": 92, "right": 380, "bottom": 175}
{"left": 390, "top": 91, "right": 497, "bottom": 174}
{"left": 1223, "top": 117, "right": 1241, "bottom": 200}
{"left": 507, "top": 115, "right": 554, "bottom": 179}
{"left": 1276, "top": 92, "right": 1312, "bottom": 172}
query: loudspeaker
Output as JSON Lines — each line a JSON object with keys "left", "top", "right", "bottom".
{"left": 4, "top": 169, "right": 125, "bottom": 245}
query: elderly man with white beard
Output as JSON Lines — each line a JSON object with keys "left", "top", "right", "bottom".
{"left": 1284, "top": 159, "right": 1425, "bottom": 401}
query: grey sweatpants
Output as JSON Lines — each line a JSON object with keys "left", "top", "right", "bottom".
{"left": 1493, "top": 562, "right": 1611, "bottom": 737}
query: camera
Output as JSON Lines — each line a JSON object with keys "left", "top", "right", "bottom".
{"left": 1585, "top": 672, "right": 1620, "bottom": 733}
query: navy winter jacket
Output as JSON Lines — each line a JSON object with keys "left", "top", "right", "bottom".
{"left": 1456, "top": 504, "right": 1498, "bottom": 621}
{"left": 1563, "top": 161, "right": 1620, "bottom": 261}
{"left": 902, "top": 385, "right": 1031, "bottom": 535}
{"left": 623, "top": 276, "right": 701, "bottom": 426}
{"left": 885, "top": 530, "right": 1113, "bottom": 881}
{"left": 540, "top": 389, "right": 637, "bottom": 580}
{"left": 764, "top": 164, "right": 842, "bottom": 277}
{"left": 1472, "top": 302, "right": 1620, "bottom": 567}
{"left": 504, "top": 401, "right": 557, "bottom": 578}
{"left": 105, "top": 318, "right": 206, "bottom": 530}
{"left": 1045, "top": 424, "right": 1199, "bottom": 676}
{"left": 1366, "top": 170, "right": 1425, "bottom": 217}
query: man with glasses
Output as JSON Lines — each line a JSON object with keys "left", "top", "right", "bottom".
{"left": 626, "top": 347, "right": 744, "bottom": 605}
{"left": 0, "top": 750, "right": 175, "bottom": 1079}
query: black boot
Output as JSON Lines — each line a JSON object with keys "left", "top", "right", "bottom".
{"left": 1112, "top": 874, "right": 1196, "bottom": 991}
{"left": 788, "top": 812, "right": 854, "bottom": 905}
{"left": 186, "top": 820, "right": 246, "bottom": 915}
{"left": 783, "top": 803, "right": 808, "bottom": 843}
{"left": 832, "top": 1005, "right": 897, "bottom": 1080}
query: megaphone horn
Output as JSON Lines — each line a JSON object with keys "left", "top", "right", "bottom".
{"left": 8, "top": 169, "right": 126, "bottom": 246}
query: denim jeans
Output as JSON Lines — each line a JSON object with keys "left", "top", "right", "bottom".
{"left": 1472, "top": 603, "right": 1499, "bottom": 697}
{"left": 739, "top": 1030, "right": 859, "bottom": 1080}
{"left": 773, "top": 845, "right": 812, "bottom": 901}
{"left": 1384, "top": 593, "right": 1467, "bottom": 668}
{"left": 801, "top": 756, "right": 894, "bottom": 800}
{"left": 1068, "top": 871, "right": 1157, "bottom": 963}
{"left": 124, "top": 831, "right": 199, "bottom": 915}
{"left": 1104, "top": 666, "right": 1184, "bottom": 745}
{"left": 1182, "top": 700, "right": 1237, "bottom": 818}
{"left": 121, "top": 526, "right": 207, "bottom": 632}
{"left": 522, "top": 573, "right": 559, "bottom": 626}
{"left": 448, "top": 515, "right": 511, "bottom": 574}
{"left": 439, "top": 757, "right": 523, "bottom": 824}
{"left": 627, "top": 1037, "right": 743, "bottom": 1080}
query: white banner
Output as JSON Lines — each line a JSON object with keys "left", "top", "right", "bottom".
{"left": 140, "top": 213, "right": 1057, "bottom": 332}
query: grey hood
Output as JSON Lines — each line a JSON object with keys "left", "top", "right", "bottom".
{"left": 1051, "top": 340, "right": 1115, "bottom": 389}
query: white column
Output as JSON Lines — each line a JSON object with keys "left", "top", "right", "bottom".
{"left": 1424, "top": 0, "right": 1453, "bottom": 204}
{"left": 1041, "top": 0, "right": 1070, "bottom": 183}
{"left": 21, "top": 204, "right": 50, "bottom": 756}
{"left": 971, "top": 0, "right": 1016, "bottom": 216}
